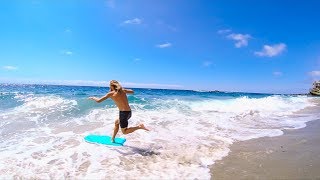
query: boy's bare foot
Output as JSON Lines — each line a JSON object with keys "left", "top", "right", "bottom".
{"left": 139, "top": 124, "right": 150, "bottom": 131}
{"left": 111, "top": 138, "right": 115, "bottom": 143}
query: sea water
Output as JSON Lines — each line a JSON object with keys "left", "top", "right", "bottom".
{"left": 0, "top": 84, "right": 319, "bottom": 179}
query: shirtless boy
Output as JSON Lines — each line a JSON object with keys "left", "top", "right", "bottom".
{"left": 88, "top": 80, "right": 149, "bottom": 142}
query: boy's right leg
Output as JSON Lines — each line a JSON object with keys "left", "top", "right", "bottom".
{"left": 121, "top": 124, "right": 149, "bottom": 134}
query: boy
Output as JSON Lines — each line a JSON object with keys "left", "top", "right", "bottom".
{"left": 88, "top": 80, "right": 149, "bottom": 142}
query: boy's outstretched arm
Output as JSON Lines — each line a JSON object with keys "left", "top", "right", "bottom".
{"left": 88, "top": 92, "right": 113, "bottom": 103}
{"left": 124, "top": 89, "right": 134, "bottom": 94}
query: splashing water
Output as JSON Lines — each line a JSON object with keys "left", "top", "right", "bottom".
{"left": 0, "top": 84, "right": 319, "bottom": 179}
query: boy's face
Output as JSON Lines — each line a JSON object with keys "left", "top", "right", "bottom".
{"left": 110, "top": 84, "right": 115, "bottom": 91}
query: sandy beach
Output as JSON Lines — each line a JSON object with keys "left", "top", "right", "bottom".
{"left": 211, "top": 119, "right": 320, "bottom": 180}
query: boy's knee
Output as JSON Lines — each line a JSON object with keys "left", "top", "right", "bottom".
{"left": 115, "top": 119, "right": 119, "bottom": 125}
{"left": 121, "top": 128, "right": 127, "bottom": 134}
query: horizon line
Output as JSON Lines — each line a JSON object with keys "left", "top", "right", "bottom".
{"left": 0, "top": 82, "right": 307, "bottom": 95}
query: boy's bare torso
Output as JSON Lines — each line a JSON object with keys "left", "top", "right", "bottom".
{"left": 110, "top": 91, "right": 131, "bottom": 111}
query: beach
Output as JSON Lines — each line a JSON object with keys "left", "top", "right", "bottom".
{"left": 211, "top": 119, "right": 320, "bottom": 179}
{"left": 2, "top": 0, "right": 320, "bottom": 179}
{"left": 1, "top": 84, "right": 320, "bottom": 179}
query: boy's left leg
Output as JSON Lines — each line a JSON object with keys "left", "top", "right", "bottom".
{"left": 111, "top": 119, "right": 120, "bottom": 142}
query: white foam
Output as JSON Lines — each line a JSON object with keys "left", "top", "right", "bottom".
{"left": 0, "top": 94, "right": 78, "bottom": 141}
{"left": 14, "top": 94, "right": 77, "bottom": 112}
{"left": 0, "top": 95, "right": 319, "bottom": 179}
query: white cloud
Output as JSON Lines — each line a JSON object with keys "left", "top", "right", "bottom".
{"left": 203, "top": 61, "right": 213, "bottom": 67}
{"left": 308, "top": 70, "right": 320, "bottom": 82}
{"left": 39, "top": 80, "right": 109, "bottom": 87}
{"left": 105, "top": 0, "right": 115, "bottom": 8}
{"left": 31, "top": 0, "right": 41, "bottom": 5}
{"left": 227, "top": 33, "right": 251, "bottom": 48}
{"left": 123, "top": 18, "right": 142, "bottom": 25}
{"left": 168, "top": 25, "right": 178, "bottom": 32}
{"left": 309, "top": 70, "right": 320, "bottom": 77}
{"left": 123, "top": 82, "right": 183, "bottom": 89}
{"left": 0, "top": 79, "right": 108, "bottom": 87}
{"left": 217, "top": 29, "right": 231, "bottom": 34}
{"left": 156, "top": 20, "right": 178, "bottom": 32}
{"left": 133, "top": 58, "right": 141, "bottom": 62}
{"left": 2, "top": 66, "right": 18, "bottom": 71}
{"left": 65, "top": 51, "right": 73, "bottom": 55}
{"left": 255, "top": 43, "right": 287, "bottom": 57}
{"left": 273, "top": 71, "right": 283, "bottom": 77}
{"left": 61, "top": 50, "right": 73, "bottom": 56}
{"left": 0, "top": 78, "right": 183, "bottom": 89}
{"left": 65, "top": 28, "right": 72, "bottom": 33}
{"left": 156, "top": 42, "right": 172, "bottom": 48}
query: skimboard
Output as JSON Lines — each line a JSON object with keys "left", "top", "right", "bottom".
{"left": 84, "top": 135, "right": 126, "bottom": 146}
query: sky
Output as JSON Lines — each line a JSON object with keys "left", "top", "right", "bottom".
{"left": 1, "top": 0, "right": 320, "bottom": 93}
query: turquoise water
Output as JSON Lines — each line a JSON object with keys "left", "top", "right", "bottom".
{"left": 0, "top": 84, "right": 319, "bottom": 179}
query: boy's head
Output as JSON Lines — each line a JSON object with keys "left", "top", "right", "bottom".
{"left": 109, "top": 80, "right": 122, "bottom": 92}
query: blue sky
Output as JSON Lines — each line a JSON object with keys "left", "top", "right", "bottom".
{"left": 1, "top": 0, "right": 320, "bottom": 93}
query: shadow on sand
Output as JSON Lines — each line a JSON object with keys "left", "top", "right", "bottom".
{"left": 113, "top": 145, "right": 160, "bottom": 156}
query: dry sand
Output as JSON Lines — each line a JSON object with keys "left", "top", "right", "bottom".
{"left": 211, "top": 120, "right": 320, "bottom": 180}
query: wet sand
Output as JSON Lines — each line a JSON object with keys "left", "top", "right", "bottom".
{"left": 211, "top": 120, "right": 320, "bottom": 180}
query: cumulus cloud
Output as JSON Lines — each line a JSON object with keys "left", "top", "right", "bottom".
{"left": 38, "top": 80, "right": 182, "bottom": 89}
{"left": 123, "top": 82, "right": 182, "bottom": 89}
{"left": 105, "top": 0, "right": 115, "bottom": 8}
{"left": 0, "top": 78, "right": 183, "bottom": 89}
{"left": 273, "top": 71, "right": 283, "bottom": 77}
{"left": 227, "top": 33, "right": 251, "bottom": 48}
{"left": 65, "top": 51, "right": 73, "bottom": 55}
{"left": 133, "top": 58, "right": 141, "bottom": 63}
{"left": 156, "top": 20, "right": 178, "bottom": 32}
{"left": 255, "top": 43, "right": 287, "bottom": 57}
{"left": 217, "top": 29, "right": 232, "bottom": 34}
{"left": 308, "top": 70, "right": 320, "bottom": 82}
{"left": 167, "top": 25, "right": 178, "bottom": 32}
{"left": 65, "top": 28, "right": 72, "bottom": 33}
{"left": 123, "top": 18, "right": 142, "bottom": 25}
{"left": 309, "top": 70, "right": 320, "bottom": 77}
{"left": 156, "top": 42, "right": 172, "bottom": 48}
{"left": 61, "top": 50, "right": 73, "bottom": 56}
{"left": 2, "top": 66, "right": 18, "bottom": 71}
{"left": 39, "top": 80, "right": 109, "bottom": 87}
{"left": 202, "top": 61, "right": 213, "bottom": 67}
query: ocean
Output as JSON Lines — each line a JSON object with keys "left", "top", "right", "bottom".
{"left": 0, "top": 84, "right": 319, "bottom": 179}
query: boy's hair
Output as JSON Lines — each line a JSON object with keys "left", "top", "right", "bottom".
{"left": 110, "top": 80, "right": 123, "bottom": 92}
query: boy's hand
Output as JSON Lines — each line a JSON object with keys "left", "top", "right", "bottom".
{"left": 88, "top": 97, "right": 96, "bottom": 101}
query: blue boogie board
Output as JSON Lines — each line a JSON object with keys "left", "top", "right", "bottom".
{"left": 84, "top": 135, "right": 126, "bottom": 146}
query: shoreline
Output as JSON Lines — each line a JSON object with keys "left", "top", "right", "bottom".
{"left": 210, "top": 119, "right": 320, "bottom": 179}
